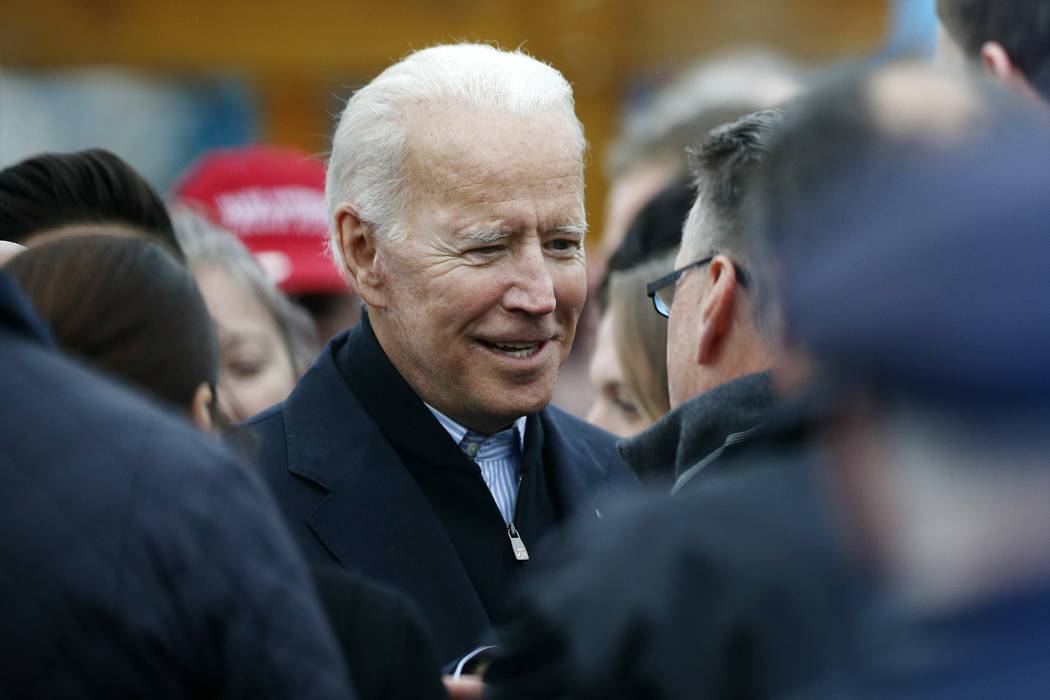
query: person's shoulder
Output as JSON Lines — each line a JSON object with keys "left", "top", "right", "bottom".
{"left": 3, "top": 327, "right": 234, "bottom": 478}
{"left": 541, "top": 404, "right": 637, "bottom": 487}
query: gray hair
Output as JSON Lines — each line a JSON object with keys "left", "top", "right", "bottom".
{"left": 607, "top": 49, "right": 802, "bottom": 179}
{"left": 325, "top": 42, "right": 586, "bottom": 271}
{"left": 170, "top": 206, "right": 320, "bottom": 373}
{"left": 683, "top": 108, "right": 784, "bottom": 267}
{"left": 682, "top": 109, "right": 784, "bottom": 340}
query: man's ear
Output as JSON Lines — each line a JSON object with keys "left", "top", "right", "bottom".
{"left": 980, "top": 41, "right": 1043, "bottom": 103}
{"left": 981, "top": 41, "right": 1016, "bottom": 82}
{"left": 697, "top": 256, "right": 739, "bottom": 365}
{"left": 334, "top": 203, "right": 386, "bottom": 308}
{"left": 189, "top": 383, "right": 214, "bottom": 433}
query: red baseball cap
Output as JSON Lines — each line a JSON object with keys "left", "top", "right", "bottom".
{"left": 174, "top": 145, "right": 348, "bottom": 295}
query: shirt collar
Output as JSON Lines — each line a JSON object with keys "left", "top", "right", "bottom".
{"left": 424, "top": 403, "right": 527, "bottom": 454}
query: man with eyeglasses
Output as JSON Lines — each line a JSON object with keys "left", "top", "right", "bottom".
{"left": 614, "top": 109, "right": 782, "bottom": 492}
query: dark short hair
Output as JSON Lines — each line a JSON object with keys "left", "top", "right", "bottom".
{"left": 5, "top": 234, "right": 216, "bottom": 411}
{"left": 685, "top": 108, "right": 783, "bottom": 265}
{"left": 937, "top": 0, "right": 1050, "bottom": 98}
{"left": 0, "top": 149, "right": 182, "bottom": 258}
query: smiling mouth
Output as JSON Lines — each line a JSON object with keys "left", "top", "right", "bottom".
{"left": 479, "top": 340, "right": 548, "bottom": 359}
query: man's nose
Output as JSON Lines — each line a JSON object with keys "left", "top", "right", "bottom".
{"left": 502, "top": 243, "right": 557, "bottom": 315}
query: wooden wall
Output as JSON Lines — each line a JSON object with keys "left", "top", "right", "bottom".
{"left": 2, "top": 0, "right": 888, "bottom": 236}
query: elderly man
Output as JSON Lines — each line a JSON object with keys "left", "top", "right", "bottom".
{"left": 248, "top": 43, "right": 636, "bottom": 663}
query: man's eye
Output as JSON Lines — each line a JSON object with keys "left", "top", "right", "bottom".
{"left": 546, "top": 238, "right": 580, "bottom": 253}
{"left": 469, "top": 245, "right": 503, "bottom": 256}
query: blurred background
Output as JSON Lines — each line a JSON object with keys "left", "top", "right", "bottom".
{"left": 0, "top": 0, "right": 937, "bottom": 239}
{"left": 1, "top": 0, "right": 939, "bottom": 417}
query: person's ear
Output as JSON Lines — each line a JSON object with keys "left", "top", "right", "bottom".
{"left": 979, "top": 41, "right": 1044, "bottom": 104}
{"left": 334, "top": 203, "right": 387, "bottom": 308}
{"left": 189, "top": 382, "right": 215, "bottom": 432}
{"left": 697, "top": 256, "right": 739, "bottom": 365}
{"left": 980, "top": 41, "right": 1014, "bottom": 83}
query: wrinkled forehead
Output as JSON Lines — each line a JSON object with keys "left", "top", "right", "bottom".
{"left": 402, "top": 102, "right": 585, "bottom": 202}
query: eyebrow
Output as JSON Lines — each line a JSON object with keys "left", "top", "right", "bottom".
{"left": 459, "top": 222, "right": 588, "bottom": 244}
{"left": 551, "top": 222, "right": 588, "bottom": 239}
{"left": 460, "top": 228, "right": 516, "bottom": 244}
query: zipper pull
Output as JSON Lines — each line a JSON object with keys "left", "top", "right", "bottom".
{"left": 507, "top": 522, "right": 529, "bottom": 561}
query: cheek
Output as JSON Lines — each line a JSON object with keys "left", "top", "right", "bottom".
{"left": 429, "top": 273, "right": 509, "bottom": 328}
{"left": 666, "top": 319, "right": 685, "bottom": 364}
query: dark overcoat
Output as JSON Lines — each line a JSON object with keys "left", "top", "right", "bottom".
{"left": 248, "top": 324, "right": 637, "bottom": 661}
{"left": 0, "top": 273, "right": 354, "bottom": 699}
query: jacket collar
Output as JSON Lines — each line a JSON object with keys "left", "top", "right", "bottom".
{"left": 279, "top": 327, "right": 492, "bottom": 659}
{"left": 282, "top": 319, "right": 614, "bottom": 515}
{"left": 278, "top": 327, "right": 379, "bottom": 490}
{"left": 340, "top": 313, "right": 484, "bottom": 473}
{"left": 619, "top": 371, "right": 776, "bottom": 485}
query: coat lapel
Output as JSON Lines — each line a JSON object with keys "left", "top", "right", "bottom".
{"left": 279, "top": 337, "right": 489, "bottom": 659}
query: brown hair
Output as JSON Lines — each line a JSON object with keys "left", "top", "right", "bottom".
{"left": 6, "top": 234, "right": 218, "bottom": 413}
{"left": 605, "top": 251, "right": 675, "bottom": 423}
{"left": 0, "top": 149, "right": 183, "bottom": 259}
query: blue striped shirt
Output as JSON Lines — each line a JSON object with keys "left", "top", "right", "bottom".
{"left": 425, "top": 404, "right": 526, "bottom": 525}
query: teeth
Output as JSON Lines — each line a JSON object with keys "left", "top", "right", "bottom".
{"left": 490, "top": 342, "right": 539, "bottom": 357}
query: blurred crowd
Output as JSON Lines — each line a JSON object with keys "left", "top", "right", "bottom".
{"left": 2, "top": 0, "right": 1049, "bottom": 698}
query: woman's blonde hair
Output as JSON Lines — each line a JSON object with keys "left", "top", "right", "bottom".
{"left": 604, "top": 250, "right": 676, "bottom": 423}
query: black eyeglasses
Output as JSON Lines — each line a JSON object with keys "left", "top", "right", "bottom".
{"left": 646, "top": 255, "right": 748, "bottom": 318}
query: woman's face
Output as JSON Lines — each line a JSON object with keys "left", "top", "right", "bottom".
{"left": 194, "top": 264, "right": 298, "bottom": 422}
{"left": 586, "top": 311, "right": 654, "bottom": 437}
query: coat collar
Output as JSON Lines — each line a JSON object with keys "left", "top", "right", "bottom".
{"left": 286, "top": 317, "right": 615, "bottom": 514}
{"left": 279, "top": 326, "right": 378, "bottom": 490}
{"left": 277, "top": 324, "right": 621, "bottom": 657}
{"left": 618, "top": 371, "right": 776, "bottom": 485}
{"left": 279, "top": 327, "right": 491, "bottom": 659}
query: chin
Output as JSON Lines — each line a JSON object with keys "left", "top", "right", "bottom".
{"left": 493, "top": 386, "right": 554, "bottom": 421}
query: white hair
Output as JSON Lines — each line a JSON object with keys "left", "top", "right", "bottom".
{"left": 325, "top": 43, "right": 585, "bottom": 271}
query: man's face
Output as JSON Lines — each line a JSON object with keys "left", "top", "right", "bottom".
{"left": 370, "top": 106, "right": 587, "bottom": 433}
{"left": 665, "top": 198, "right": 709, "bottom": 408}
